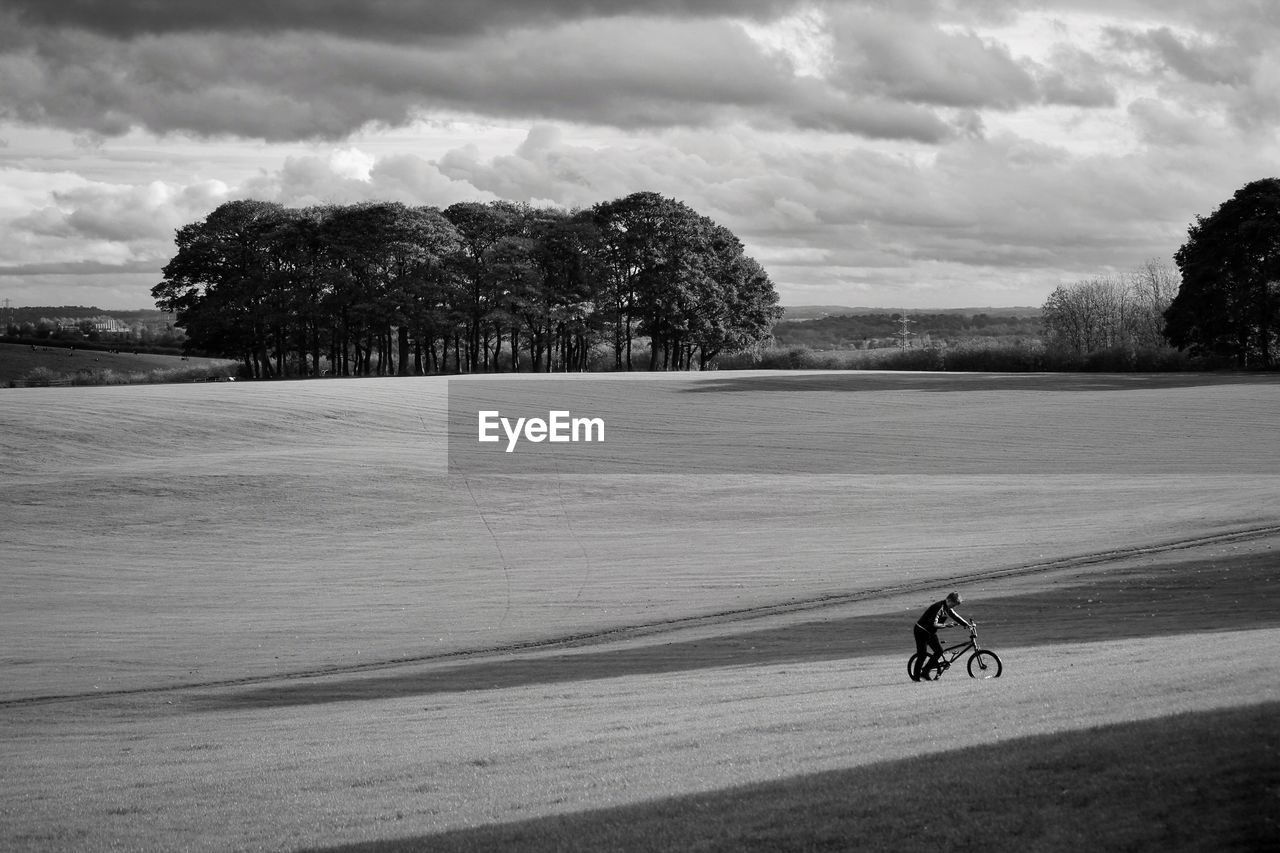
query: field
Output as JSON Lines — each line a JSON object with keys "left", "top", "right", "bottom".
{"left": 1, "top": 371, "right": 1278, "bottom": 851}
{"left": 0, "top": 341, "right": 234, "bottom": 385}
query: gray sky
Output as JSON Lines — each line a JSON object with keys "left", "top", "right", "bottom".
{"left": 1, "top": 0, "right": 1276, "bottom": 309}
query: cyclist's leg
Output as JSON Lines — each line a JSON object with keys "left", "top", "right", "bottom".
{"left": 922, "top": 631, "right": 944, "bottom": 677}
{"left": 912, "top": 625, "right": 931, "bottom": 679}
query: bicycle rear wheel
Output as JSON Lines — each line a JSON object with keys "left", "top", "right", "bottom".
{"left": 908, "top": 653, "right": 938, "bottom": 681}
{"left": 967, "top": 649, "right": 1002, "bottom": 679}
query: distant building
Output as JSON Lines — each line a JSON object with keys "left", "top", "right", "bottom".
{"left": 38, "top": 313, "right": 173, "bottom": 340}
{"left": 134, "top": 314, "right": 177, "bottom": 336}
{"left": 90, "top": 316, "right": 131, "bottom": 336}
{"left": 44, "top": 317, "right": 81, "bottom": 333}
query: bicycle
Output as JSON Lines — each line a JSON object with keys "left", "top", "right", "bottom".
{"left": 908, "top": 623, "right": 1002, "bottom": 681}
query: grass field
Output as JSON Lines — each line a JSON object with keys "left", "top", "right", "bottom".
{"left": 0, "top": 341, "right": 235, "bottom": 385}
{"left": 1, "top": 370, "right": 1278, "bottom": 851}
{"left": 340, "top": 701, "right": 1279, "bottom": 852}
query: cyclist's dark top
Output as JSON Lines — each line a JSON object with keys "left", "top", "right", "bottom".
{"left": 916, "top": 599, "right": 967, "bottom": 632}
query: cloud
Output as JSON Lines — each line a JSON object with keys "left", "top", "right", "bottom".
{"left": 238, "top": 149, "right": 494, "bottom": 208}
{"left": 5, "top": 1, "right": 1280, "bottom": 310}
{"left": 4, "top": 0, "right": 798, "bottom": 40}
{"left": 1127, "top": 97, "right": 1219, "bottom": 147}
{"left": 4, "top": 109, "right": 1277, "bottom": 309}
{"left": 826, "top": 9, "right": 1040, "bottom": 110}
{"left": 0, "top": 268, "right": 175, "bottom": 310}
{"left": 0, "top": 259, "right": 160, "bottom": 276}
{"left": 6, "top": 3, "right": 1127, "bottom": 145}
{"left": 0, "top": 168, "right": 229, "bottom": 282}
{"left": 11, "top": 179, "right": 226, "bottom": 244}
{"left": 0, "top": 11, "right": 962, "bottom": 142}
{"left": 1136, "top": 26, "right": 1250, "bottom": 85}
{"left": 422, "top": 124, "right": 1207, "bottom": 289}
{"left": 2, "top": 0, "right": 1275, "bottom": 147}
{"left": 1097, "top": 10, "right": 1280, "bottom": 132}
{"left": 1033, "top": 45, "right": 1118, "bottom": 107}
{"left": 85, "top": 111, "right": 1280, "bottom": 302}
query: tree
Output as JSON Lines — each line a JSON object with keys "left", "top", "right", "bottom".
{"left": 700, "top": 254, "right": 782, "bottom": 369}
{"left": 267, "top": 206, "right": 330, "bottom": 377}
{"left": 399, "top": 206, "right": 463, "bottom": 375}
{"left": 1166, "top": 178, "right": 1280, "bottom": 368}
{"left": 592, "top": 191, "right": 682, "bottom": 370}
{"left": 443, "top": 201, "right": 525, "bottom": 372}
{"left": 1127, "top": 259, "right": 1179, "bottom": 349}
{"left": 526, "top": 210, "right": 606, "bottom": 371}
{"left": 591, "top": 192, "right": 779, "bottom": 370}
{"left": 628, "top": 198, "right": 713, "bottom": 370}
{"left": 1041, "top": 277, "right": 1126, "bottom": 355}
{"left": 157, "top": 193, "right": 776, "bottom": 375}
{"left": 153, "top": 199, "right": 287, "bottom": 378}
{"left": 1041, "top": 260, "right": 1178, "bottom": 361}
{"left": 320, "top": 202, "right": 459, "bottom": 376}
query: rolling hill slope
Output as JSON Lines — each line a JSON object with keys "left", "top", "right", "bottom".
{"left": 3, "top": 371, "right": 1278, "bottom": 700}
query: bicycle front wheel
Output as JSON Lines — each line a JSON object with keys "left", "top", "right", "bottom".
{"left": 967, "top": 649, "right": 1002, "bottom": 679}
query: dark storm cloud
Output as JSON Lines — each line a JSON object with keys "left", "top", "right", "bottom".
{"left": 4, "top": 0, "right": 797, "bottom": 39}
{"left": 0, "top": 11, "right": 960, "bottom": 143}
{"left": 1, "top": 0, "right": 1270, "bottom": 149}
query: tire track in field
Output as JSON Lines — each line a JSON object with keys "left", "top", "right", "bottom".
{"left": 4, "top": 522, "right": 1279, "bottom": 709}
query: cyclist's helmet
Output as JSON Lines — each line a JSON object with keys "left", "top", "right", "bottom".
{"left": 946, "top": 592, "right": 963, "bottom": 604}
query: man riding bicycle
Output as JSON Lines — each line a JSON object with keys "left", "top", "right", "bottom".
{"left": 912, "top": 592, "right": 972, "bottom": 681}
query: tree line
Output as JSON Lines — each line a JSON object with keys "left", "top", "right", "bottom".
{"left": 1040, "top": 259, "right": 1179, "bottom": 358}
{"left": 1043, "top": 179, "right": 1280, "bottom": 369}
{"left": 153, "top": 192, "right": 781, "bottom": 378}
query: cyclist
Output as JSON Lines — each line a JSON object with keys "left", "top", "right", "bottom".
{"left": 912, "top": 591, "right": 973, "bottom": 681}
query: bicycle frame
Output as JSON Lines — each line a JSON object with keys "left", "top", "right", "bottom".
{"left": 935, "top": 637, "right": 973, "bottom": 666}
{"left": 928, "top": 626, "right": 981, "bottom": 673}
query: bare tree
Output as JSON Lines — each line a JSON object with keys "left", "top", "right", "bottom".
{"left": 1042, "top": 260, "right": 1178, "bottom": 358}
{"left": 1126, "top": 258, "right": 1179, "bottom": 348}
{"left": 1043, "top": 276, "right": 1126, "bottom": 354}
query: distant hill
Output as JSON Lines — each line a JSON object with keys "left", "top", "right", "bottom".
{"left": 771, "top": 309, "right": 1043, "bottom": 351}
{"left": 782, "top": 305, "right": 1042, "bottom": 321}
{"left": 3, "top": 305, "right": 171, "bottom": 325}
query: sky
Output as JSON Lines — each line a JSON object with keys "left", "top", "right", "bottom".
{"left": 0, "top": 0, "right": 1277, "bottom": 311}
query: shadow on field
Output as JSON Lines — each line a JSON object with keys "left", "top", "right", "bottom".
{"left": 196, "top": 549, "right": 1279, "bottom": 711}
{"left": 681, "top": 372, "right": 1279, "bottom": 395}
{"left": 308, "top": 702, "right": 1280, "bottom": 853}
